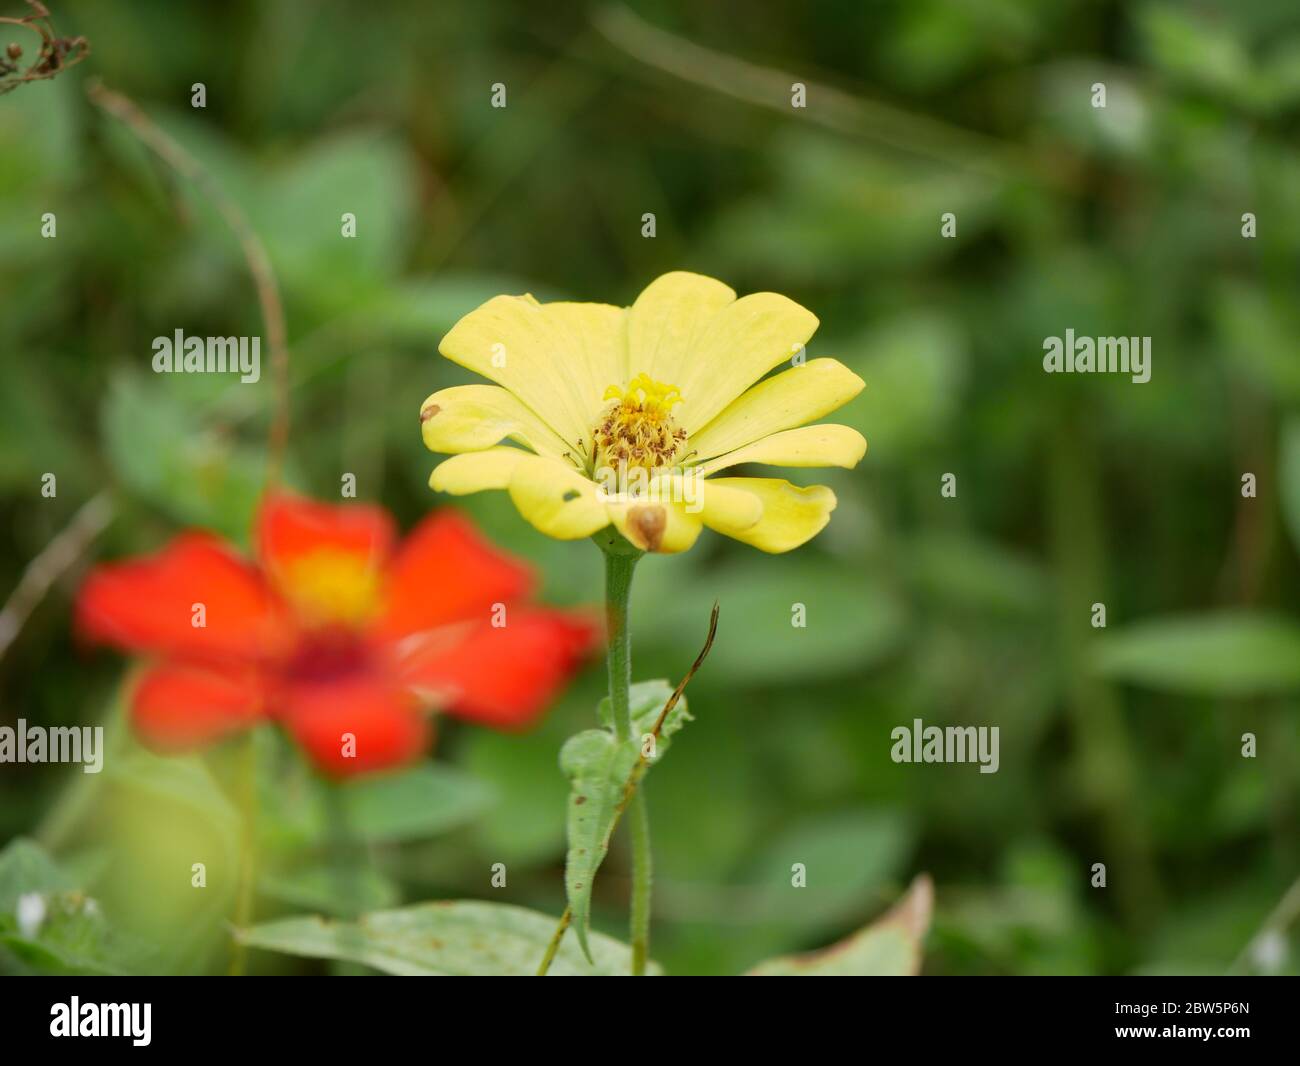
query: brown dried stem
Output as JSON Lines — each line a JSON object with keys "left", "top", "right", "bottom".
{"left": 0, "top": 1, "right": 88, "bottom": 95}
{"left": 85, "top": 80, "right": 291, "bottom": 486}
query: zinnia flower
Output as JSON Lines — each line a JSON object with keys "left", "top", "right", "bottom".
{"left": 75, "top": 494, "right": 596, "bottom": 776}
{"left": 421, "top": 271, "right": 866, "bottom": 553}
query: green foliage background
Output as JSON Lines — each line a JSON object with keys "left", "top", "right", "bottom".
{"left": 1, "top": 0, "right": 1299, "bottom": 975}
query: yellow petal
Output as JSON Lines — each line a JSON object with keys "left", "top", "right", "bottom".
{"left": 507, "top": 455, "right": 610, "bottom": 541}
{"left": 688, "top": 358, "right": 865, "bottom": 461}
{"left": 696, "top": 424, "right": 867, "bottom": 477}
{"left": 543, "top": 302, "right": 629, "bottom": 422}
{"left": 627, "top": 272, "right": 736, "bottom": 391}
{"left": 439, "top": 294, "right": 592, "bottom": 449}
{"left": 699, "top": 479, "right": 764, "bottom": 536}
{"left": 677, "top": 291, "right": 819, "bottom": 435}
{"left": 607, "top": 498, "right": 703, "bottom": 554}
{"left": 429, "top": 447, "right": 528, "bottom": 495}
{"left": 704, "top": 478, "right": 838, "bottom": 553}
{"left": 420, "top": 384, "right": 571, "bottom": 460}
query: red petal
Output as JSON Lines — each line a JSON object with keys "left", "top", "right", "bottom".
{"left": 277, "top": 674, "right": 430, "bottom": 777}
{"left": 400, "top": 608, "right": 598, "bottom": 729}
{"left": 76, "top": 534, "right": 289, "bottom": 663}
{"left": 372, "top": 510, "right": 534, "bottom": 641}
{"left": 257, "top": 492, "right": 395, "bottom": 582}
{"left": 130, "top": 661, "right": 264, "bottom": 751}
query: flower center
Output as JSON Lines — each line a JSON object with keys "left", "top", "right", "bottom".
{"left": 593, "top": 373, "right": 686, "bottom": 472}
{"left": 278, "top": 549, "right": 382, "bottom": 629}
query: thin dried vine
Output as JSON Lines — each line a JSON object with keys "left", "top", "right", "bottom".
{"left": 0, "top": 1, "right": 88, "bottom": 96}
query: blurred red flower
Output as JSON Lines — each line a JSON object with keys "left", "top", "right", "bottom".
{"left": 75, "top": 494, "right": 597, "bottom": 776}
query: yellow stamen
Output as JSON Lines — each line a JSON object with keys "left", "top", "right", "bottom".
{"left": 279, "top": 549, "right": 382, "bottom": 628}
{"left": 594, "top": 374, "right": 686, "bottom": 472}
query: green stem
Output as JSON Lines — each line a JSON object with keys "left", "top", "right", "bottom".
{"left": 628, "top": 788, "right": 652, "bottom": 976}
{"left": 604, "top": 548, "right": 638, "bottom": 742}
{"left": 226, "top": 731, "right": 258, "bottom": 976}
{"left": 535, "top": 906, "right": 571, "bottom": 976}
{"left": 322, "top": 778, "right": 367, "bottom": 976}
{"left": 599, "top": 537, "right": 649, "bottom": 974}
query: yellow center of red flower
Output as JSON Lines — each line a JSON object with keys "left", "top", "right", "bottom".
{"left": 593, "top": 374, "right": 686, "bottom": 472}
{"left": 278, "top": 549, "right": 382, "bottom": 628}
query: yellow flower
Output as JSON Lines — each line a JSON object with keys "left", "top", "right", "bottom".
{"left": 421, "top": 271, "right": 866, "bottom": 553}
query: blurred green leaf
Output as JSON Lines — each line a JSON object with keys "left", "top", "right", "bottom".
{"left": 340, "top": 764, "right": 496, "bottom": 844}
{"left": 259, "top": 864, "right": 400, "bottom": 917}
{"left": 255, "top": 132, "right": 416, "bottom": 311}
{"left": 0, "top": 838, "right": 149, "bottom": 975}
{"left": 639, "top": 559, "right": 907, "bottom": 685}
{"left": 906, "top": 531, "right": 1047, "bottom": 616}
{"left": 258, "top": 758, "right": 496, "bottom": 851}
{"left": 239, "top": 900, "right": 655, "bottom": 975}
{"left": 1214, "top": 283, "right": 1300, "bottom": 404}
{"left": 99, "top": 748, "right": 241, "bottom": 962}
{"left": 0, "top": 838, "right": 72, "bottom": 911}
{"left": 1138, "top": 3, "right": 1259, "bottom": 108}
{"left": 1093, "top": 612, "right": 1300, "bottom": 695}
{"left": 460, "top": 728, "right": 571, "bottom": 864}
{"left": 712, "top": 133, "right": 1001, "bottom": 281}
{"left": 0, "top": 78, "right": 78, "bottom": 265}
{"left": 106, "top": 750, "right": 240, "bottom": 845}
{"left": 839, "top": 312, "right": 966, "bottom": 459}
{"left": 102, "top": 371, "right": 266, "bottom": 542}
{"left": 743, "top": 809, "right": 913, "bottom": 933}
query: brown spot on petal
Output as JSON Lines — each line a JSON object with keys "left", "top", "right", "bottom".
{"left": 420, "top": 404, "right": 440, "bottom": 424}
{"left": 629, "top": 504, "right": 666, "bottom": 552}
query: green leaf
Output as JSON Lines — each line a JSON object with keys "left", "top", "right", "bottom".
{"left": 638, "top": 561, "right": 906, "bottom": 684}
{"left": 340, "top": 764, "right": 496, "bottom": 844}
{"left": 0, "top": 839, "right": 73, "bottom": 912}
{"left": 257, "top": 759, "right": 495, "bottom": 851}
{"left": 560, "top": 731, "right": 637, "bottom": 963}
{"left": 906, "top": 531, "right": 1047, "bottom": 617}
{"left": 744, "top": 810, "right": 913, "bottom": 934}
{"left": 238, "top": 900, "right": 655, "bottom": 976}
{"left": 255, "top": 131, "right": 417, "bottom": 311}
{"left": 258, "top": 864, "right": 400, "bottom": 917}
{"left": 1137, "top": 4, "right": 1259, "bottom": 109}
{"left": 0, "top": 839, "right": 150, "bottom": 976}
{"left": 100, "top": 748, "right": 242, "bottom": 962}
{"left": 1214, "top": 283, "right": 1300, "bottom": 404}
{"left": 1093, "top": 612, "right": 1300, "bottom": 695}
{"left": 839, "top": 312, "right": 967, "bottom": 458}
{"left": 746, "top": 875, "right": 932, "bottom": 976}
{"left": 562, "top": 680, "right": 689, "bottom": 963}
{"left": 597, "top": 679, "right": 692, "bottom": 759}
{"left": 460, "top": 728, "right": 571, "bottom": 864}
{"left": 102, "top": 371, "right": 267, "bottom": 542}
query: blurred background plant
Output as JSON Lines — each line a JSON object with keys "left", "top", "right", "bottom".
{"left": 1, "top": 0, "right": 1299, "bottom": 975}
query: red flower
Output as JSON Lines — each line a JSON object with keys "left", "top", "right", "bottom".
{"left": 76, "top": 494, "right": 597, "bottom": 776}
